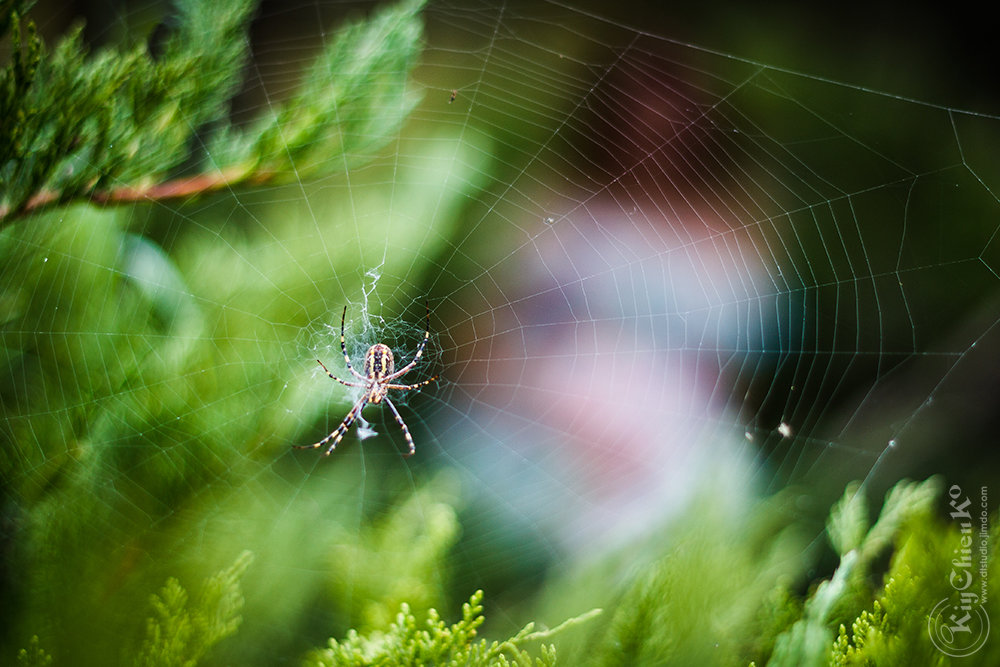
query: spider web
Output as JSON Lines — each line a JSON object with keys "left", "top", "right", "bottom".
{"left": 2, "top": 0, "right": 999, "bottom": 662}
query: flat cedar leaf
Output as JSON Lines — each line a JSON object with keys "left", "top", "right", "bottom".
{"left": 827, "top": 481, "right": 867, "bottom": 557}
{"left": 859, "top": 477, "right": 940, "bottom": 561}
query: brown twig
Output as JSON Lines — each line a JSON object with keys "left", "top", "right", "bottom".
{"left": 0, "top": 165, "right": 262, "bottom": 226}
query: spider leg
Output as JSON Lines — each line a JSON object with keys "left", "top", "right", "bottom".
{"left": 385, "top": 374, "right": 439, "bottom": 391}
{"left": 384, "top": 300, "right": 432, "bottom": 382}
{"left": 295, "top": 396, "right": 367, "bottom": 455}
{"left": 383, "top": 396, "right": 416, "bottom": 456}
{"left": 316, "top": 359, "right": 365, "bottom": 387}
{"left": 339, "top": 305, "right": 368, "bottom": 382}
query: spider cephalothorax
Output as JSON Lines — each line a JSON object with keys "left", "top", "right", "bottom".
{"left": 296, "top": 303, "right": 439, "bottom": 456}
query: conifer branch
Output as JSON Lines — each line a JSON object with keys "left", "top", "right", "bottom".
{"left": 0, "top": 0, "right": 425, "bottom": 228}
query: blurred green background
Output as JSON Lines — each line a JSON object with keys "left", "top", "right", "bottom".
{"left": 3, "top": 0, "right": 999, "bottom": 664}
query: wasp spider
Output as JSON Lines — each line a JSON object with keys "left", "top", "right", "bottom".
{"left": 297, "top": 303, "right": 439, "bottom": 456}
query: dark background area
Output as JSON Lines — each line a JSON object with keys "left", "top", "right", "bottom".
{"left": 29, "top": 0, "right": 997, "bottom": 113}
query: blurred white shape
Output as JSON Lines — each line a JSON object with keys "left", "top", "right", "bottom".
{"left": 455, "top": 200, "right": 768, "bottom": 554}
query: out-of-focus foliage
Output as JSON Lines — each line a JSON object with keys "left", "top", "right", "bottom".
{"left": 768, "top": 479, "right": 995, "bottom": 667}
{"left": 545, "top": 488, "right": 812, "bottom": 666}
{"left": 135, "top": 551, "right": 253, "bottom": 667}
{"left": 768, "top": 479, "right": 940, "bottom": 667}
{"left": 325, "top": 472, "right": 463, "bottom": 631}
{"left": 1, "top": 2, "right": 42, "bottom": 186}
{"left": 15, "top": 552, "right": 252, "bottom": 665}
{"left": 827, "top": 495, "right": 999, "bottom": 666}
{"left": 15, "top": 636, "right": 52, "bottom": 666}
{"left": 9, "top": 480, "right": 600, "bottom": 666}
{"left": 209, "top": 0, "right": 425, "bottom": 179}
{"left": 536, "top": 477, "right": 996, "bottom": 667}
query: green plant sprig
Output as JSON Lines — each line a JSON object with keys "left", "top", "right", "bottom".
{"left": 0, "top": 0, "right": 425, "bottom": 227}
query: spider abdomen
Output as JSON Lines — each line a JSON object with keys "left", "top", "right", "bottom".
{"left": 364, "top": 344, "right": 394, "bottom": 403}
{"left": 364, "top": 344, "right": 395, "bottom": 403}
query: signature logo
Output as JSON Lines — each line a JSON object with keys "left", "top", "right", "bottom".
{"left": 928, "top": 593, "right": 990, "bottom": 656}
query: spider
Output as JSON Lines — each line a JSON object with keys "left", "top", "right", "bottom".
{"left": 296, "top": 302, "right": 439, "bottom": 457}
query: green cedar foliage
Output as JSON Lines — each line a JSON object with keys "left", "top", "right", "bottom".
{"left": 768, "top": 479, "right": 942, "bottom": 667}
{"left": 0, "top": 0, "right": 424, "bottom": 224}
{"left": 827, "top": 494, "right": 999, "bottom": 666}
{"left": 551, "top": 477, "right": 996, "bottom": 667}
{"left": 15, "top": 552, "right": 252, "bottom": 666}
{"left": 135, "top": 551, "right": 254, "bottom": 667}
{"left": 583, "top": 491, "right": 808, "bottom": 666}
{"left": 305, "top": 589, "right": 600, "bottom": 667}
{"left": 767, "top": 478, "right": 998, "bottom": 667}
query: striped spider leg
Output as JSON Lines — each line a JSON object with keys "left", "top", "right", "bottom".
{"left": 296, "top": 302, "right": 439, "bottom": 456}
